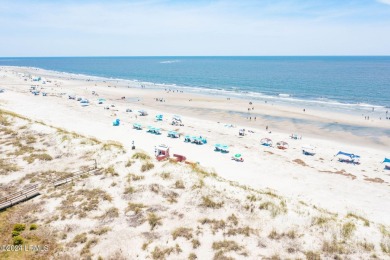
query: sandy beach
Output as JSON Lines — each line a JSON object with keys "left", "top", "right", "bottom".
{"left": 1, "top": 66, "right": 390, "bottom": 259}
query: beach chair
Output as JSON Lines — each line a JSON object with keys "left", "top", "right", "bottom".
{"left": 261, "top": 138, "right": 273, "bottom": 147}
{"left": 147, "top": 126, "right": 155, "bottom": 133}
{"left": 133, "top": 123, "right": 142, "bottom": 130}
{"left": 221, "top": 145, "right": 229, "bottom": 153}
{"left": 335, "top": 151, "right": 360, "bottom": 165}
{"left": 384, "top": 158, "right": 390, "bottom": 170}
{"left": 112, "top": 119, "right": 120, "bottom": 126}
{"left": 302, "top": 145, "right": 316, "bottom": 156}
{"left": 154, "top": 128, "right": 161, "bottom": 135}
{"left": 231, "top": 153, "right": 244, "bottom": 162}
{"left": 184, "top": 135, "right": 191, "bottom": 143}
{"left": 276, "top": 141, "right": 288, "bottom": 150}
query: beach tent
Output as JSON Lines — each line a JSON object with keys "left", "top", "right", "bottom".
{"left": 173, "top": 115, "right": 181, "bottom": 121}
{"left": 261, "top": 138, "right": 273, "bottom": 147}
{"left": 335, "top": 151, "right": 360, "bottom": 164}
{"left": 154, "top": 128, "right": 161, "bottom": 135}
{"left": 133, "top": 123, "right": 142, "bottom": 130}
{"left": 302, "top": 145, "right": 316, "bottom": 156}
{"left": 214, "top": 144, "right": 221, "bottom": 151}
{"left": 383, "top": 158, "right": 390, "bottom": 170}
{"left": 276, "top": 141, "right": 289, "bottom": 150}
{"left": 138, "top": 110, "right": 148, "bottom": 116}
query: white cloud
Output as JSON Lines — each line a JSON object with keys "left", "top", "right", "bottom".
{"left": 378, "top": 0, "right": 390, "bottom": 5}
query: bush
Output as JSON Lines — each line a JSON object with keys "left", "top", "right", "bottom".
{"left": 13, "top": 236, "right": 24, "bottom": 245}
{"left": 200, "top": 196, "right": 223, "bottom": 209}
{"left": 341, "top": 222, "right": 356, "bottom": 239}
{"left": 132, "top": 152, "right": 151, "bottom": 160}
{"left": 126, "top": 203, "right": 146, "bottom": 214}
{"left": 13, "top": 223, "right": 26, "bottom": 232}
{"left": 29, "top": 223, "right": 38, "bottom": 230}
{"left": 141, "top": 162, "right": 154, "bottom": 172}
{"left": 172, "top": 227, "right": 193, "bottom": 240}
{"left": 175, "top": 180, "right": 185, "bottom": 189}
{"left": 11, "top": 231, "right": 20, "bottom": 237}
{"left": 148, "top": 213, "right": 162, "bottom": 230}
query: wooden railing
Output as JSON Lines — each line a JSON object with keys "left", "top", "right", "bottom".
{"left": 0, "top": 160, "right": 99, "bottom": 211}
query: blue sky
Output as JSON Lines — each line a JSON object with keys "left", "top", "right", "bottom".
{"left": 1, "top": 0, "right": 390, "bottom": 56}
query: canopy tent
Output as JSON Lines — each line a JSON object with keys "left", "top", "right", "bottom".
{"left": 260, "top": 138, "right": 273, "bottom": 147}
{"left": 384, "top": 158, "right": 390, "bottom": 170}
{"left": 336, "top": 151, "right": 360, "bottom": 159}
{"left": 302, "top": 145, "right": 316, "bottom": 156}
{"left": 138, "top": 110, "right": 148, "bottom": 116}
{"left": 172, "top": 115, "right": 181, "bottom": 121}
{"left": 276, "top": 141, "right": 289, "bottom": 150}
{"left": 335, "top": 151, "right": 360, "bottom": 164}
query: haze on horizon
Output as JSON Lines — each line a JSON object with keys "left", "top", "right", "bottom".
{"left": 1, "top": 0, "right": 390, "bottom": 57}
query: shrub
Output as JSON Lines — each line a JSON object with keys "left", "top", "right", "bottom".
{"left": 188, "top": 253, "right": 197, "bottom": 260}
{"left": 13, "top": 236, "right": 24, "bottom": 245}
{"left": 151, "top": 247, "right": 174, "bottom": 260}
{"left": 175, "top": 180, "right": 185, "bottom": 189}
{"left": 172, "top": 227, "right": 193, "bottom": 240}
{"left": 148, "top": 213, "right": 162, "bottom": 230}
{"left": 73, "top": 233, "right": 87, "bottom": 244}
{"left": 13, "top": 223, "right": 26, "bottom": 232}
{"left": 200, "top": 196, "right": 223, "bottom": 209}
{"left": 341, "top": 222, "right": 356, "bottom": 239}
{"left": 141, "top": 162, "right": 154, "bottom": 172}
{"left": 126, "top": 203, "right": 146, "bottom": 214}
{"left": 212, "top": 240, "right": 242, "bottom": 251}
{"left": 29, "top": 224, "right": 38, "bottom": 230}
{"left": 191, "top": 239, "right": 200, "bottom": 249}
{"left": 11, "top": 231, "right": 20, "bottom": 237}
{"left": 305, "top": 251, "right": 321, "bottom": 260}
{"left": 90, "top": 227, "right": 111, "bottom": 236}
{"left": 105, "top": 166, "right": 118, "bottom": 176}
{"left": 23, "top": 153, "right": 53, "bottom": 163}
{"left": 160, "top": 171, "right": 171, "bottom": 180}
{"left": 132, "top": 152, "right": 151, "bottom": 160}
{"left": 125, "top": 160, "right": 134, "bottom": 167}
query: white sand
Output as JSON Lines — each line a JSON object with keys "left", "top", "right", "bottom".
{"left": 1, "top": 66, "right": 390, "bottom": 228}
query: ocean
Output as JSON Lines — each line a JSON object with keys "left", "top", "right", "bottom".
{"left": 0, "top": 56, "right": 389, "bottom": 114}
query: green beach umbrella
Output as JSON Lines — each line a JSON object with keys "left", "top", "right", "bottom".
{"left": 234, "top": 154, "right": 241, "bottom": 158}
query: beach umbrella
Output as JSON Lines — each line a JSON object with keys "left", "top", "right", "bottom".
{"left": 234, "top": 154, "right": 241, "bottom": 158}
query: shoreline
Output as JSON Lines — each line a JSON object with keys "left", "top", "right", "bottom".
{"left": 2, "top": 65, "right": 390, "bottom": 116}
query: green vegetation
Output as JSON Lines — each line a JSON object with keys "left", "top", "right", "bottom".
{"left": 132, "top": 152, "right": 151, "bottom": 160}
{"left": 200, "top": 196, "right": 224, "bottom": 209}
{"left": 147, "top": 213, "right": 162, "bottom": 230}
{"left": 141, "top": 162, "right": 154, "bottom": 172}
{"left": 172, "top": 227, "right": 193, "bottom": 240}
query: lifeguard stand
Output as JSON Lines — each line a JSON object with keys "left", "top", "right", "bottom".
{"left": 156, "top": 144, "right": 170, "bottom": 161}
